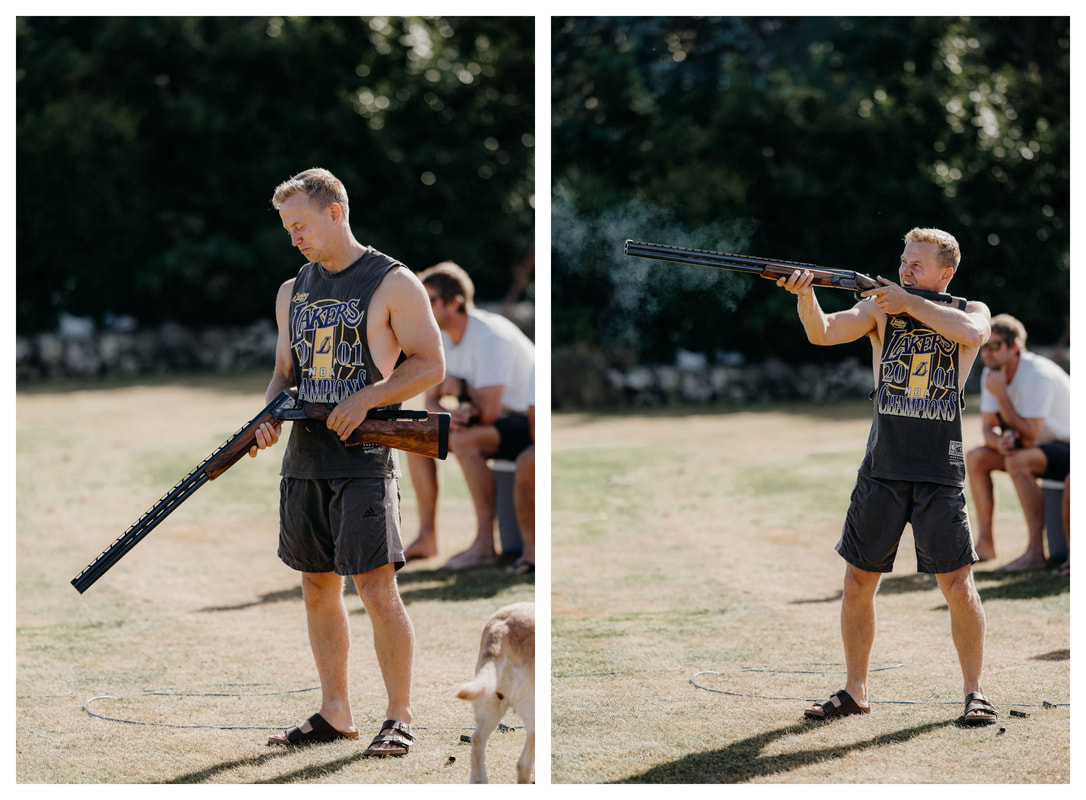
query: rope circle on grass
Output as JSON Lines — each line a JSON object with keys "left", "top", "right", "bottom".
{"left": 81, "top": 684, "right": 322, "bottom": 731}
{"left": 688, "top": 663, "right": 1069, "bottom": 708}
{"left": 79, "top": 684, "right": 524, "bottom": 732}
{"left": 552, "top": 662, "right": 1069, "bottom": 709}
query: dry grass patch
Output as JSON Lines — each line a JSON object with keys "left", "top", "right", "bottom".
{"left": 552, "top": 403, "right": 1069, "bottom": 784}
{"left": 17, "top": 374, "right": 534, "bottom": 784}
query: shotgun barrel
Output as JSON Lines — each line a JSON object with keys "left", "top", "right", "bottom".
{"left": 624, "top": 239, "right": 967, "bottom": 309}
{"left": 71, "top": 393, "right": 449, "bottom": 593}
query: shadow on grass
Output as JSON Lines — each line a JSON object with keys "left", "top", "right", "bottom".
{"left": 971, "top": 568, "right": 1069, "bottom": 601}
{"left": 165, "top": 748, "right": 293, "bottom": 783}
{"left": 166, "top": 747, "right": 377, "bottom": 784}
{"left": 201, "top": 586, "right": 304, "bottom": 612}
{"left": 790, "top": 567, "right": 1068, "bottom": 607}
{"left": 397, "top": 563, "right": 535, "bottom": 604}
{"left": 613, "top": 718, "right": 955, "bottom": 783}
{"left": 199, "top": 565, "right": 534, "bottom": 613}
{"left": 254, "top": 752, "right": 365, "bottom": 784}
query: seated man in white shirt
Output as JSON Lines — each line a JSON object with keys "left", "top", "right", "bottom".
{"left": 406, "top": 261, "right": 535, "bottom": 569}
{"left": 966, "top": 314, "right": 1071, "bottom": 570}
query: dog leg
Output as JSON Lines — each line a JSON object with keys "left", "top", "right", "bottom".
{"left": 469, "top": 722, "right": 494, "bottom": 784}
{"left": 516, "top": 718, "right": 534, "bottom": 783}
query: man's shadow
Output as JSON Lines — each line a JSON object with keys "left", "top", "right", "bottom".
{"left": 614, "top": 718, "right": 955, "bottom": 783}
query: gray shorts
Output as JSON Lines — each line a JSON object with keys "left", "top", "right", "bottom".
{"left": 836, "top": 474, "right": 977, "bottom": 574}
{"left": 278, "top": 476, "right": 404, "bottom": 576}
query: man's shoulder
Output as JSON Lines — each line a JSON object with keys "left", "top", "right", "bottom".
{"left": 468, "top": 307, "right": 531, "bottom": 340}
{"left": 276, "top": 275, "right": 297, "bottom": 299}
{"left": 360, "top": 245, "right": 405, "bottom": 271}
{"left": 368, "top": 256, "right": 420, "bottom": 301}
{"left": 1019, "top": 351, "right": 1070, "bottom": 383}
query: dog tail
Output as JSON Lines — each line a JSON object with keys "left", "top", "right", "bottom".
{"left": 456, "top": 661, "right": 497, "bottom": 702}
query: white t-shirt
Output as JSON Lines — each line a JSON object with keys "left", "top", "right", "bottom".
{"left": 443, "top": 308, "right": 535, "bottom": 414}
{"left": 979, "top": 351, "right": 1071, "bottom": 443}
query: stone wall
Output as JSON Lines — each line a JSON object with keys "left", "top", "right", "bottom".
{"left": 16, "top": 320, "right": 280, "bottom": 382}
{"left": 551, "top": 350, "right": 884, "bottom": 409}
{"left": 551, "top": 347, "right": 1069, "bottom": 410}
{"left": 15, "top": 302, "right": 536, "bottom": 384}
{"left": 17, "top": 318, "right": 1065, "bottom": 410}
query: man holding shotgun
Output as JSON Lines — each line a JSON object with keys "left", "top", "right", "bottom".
{"left": 248, "top": 168, "right": 445, "bottom": 753}
{"left": 777, "top": 227, "right": 998, "bottom": 726}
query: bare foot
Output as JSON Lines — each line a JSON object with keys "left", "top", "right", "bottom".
{"left": 975, "top": 544, "right": 997, "bottom": 561}
{"left": 444, "top": 544, "right": 499, "bottom": 570}
{"left": 997, "top": 551, "right": 1047, "bottom": 571}
{"left": 404, "top": 535, "right": 437, "bottom": 561}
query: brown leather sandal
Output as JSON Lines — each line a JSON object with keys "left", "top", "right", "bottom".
{"left": 268, "top": 712, "right": 360, "bottom": 746}
{"left": 362, "top": 719, "right": 416, "bottom": 756}
{"left": 804, "top": 690, "right": 870, "bottom": 720}
{"left": 963, "top": 692, "right": 998, "bottom": 726}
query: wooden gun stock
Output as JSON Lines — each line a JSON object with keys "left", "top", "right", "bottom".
{"left": 296, "top": 403, "right": 451, "bottom": 460}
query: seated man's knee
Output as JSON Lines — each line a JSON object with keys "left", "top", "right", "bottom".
{"left": 450, "top": 426, "right": 499, "bottom": 459}
{"left": 516, "top": 444, "right": 534, "bottom": 469}
{"left": 966, "top": 445, "right": 998, "bottom": 473}
{"left": 515, "top": 445, "right": 535, "bottom": 483}
{"left": 1004, "top": 448, "right": 1041, "bottom": 480}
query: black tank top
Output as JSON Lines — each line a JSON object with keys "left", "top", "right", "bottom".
{"left": 858, "top": 313, "right": 966, "bottom": 487}
{"left": 281, "top": 249, "right": 402, "bottom": 479}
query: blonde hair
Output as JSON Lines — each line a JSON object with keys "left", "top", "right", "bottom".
{"left": 271, "top": 168, "right": 349, "bottom": 215}
{"left": 904, "top": 227, "right": 961, "bottom": 271}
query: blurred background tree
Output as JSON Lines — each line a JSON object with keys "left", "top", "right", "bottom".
{"left": 16, "top": 16, "right": 534, "bottom": 333}
{"left": 552, "top": 16, "right": 1069, "bottom": 367}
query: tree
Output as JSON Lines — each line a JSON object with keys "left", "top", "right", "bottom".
{"left": 16, "top": 16, "right": 535, "bottom": 333}
{"left": 552, "top": 16, "right": 1069, "bottom": 365}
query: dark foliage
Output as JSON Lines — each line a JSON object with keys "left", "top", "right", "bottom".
{"left": 16, "top": 16, "right": 534, "bottom": 332}
{"left": 552, "top": 16, "right": 1069, "bottom": 365}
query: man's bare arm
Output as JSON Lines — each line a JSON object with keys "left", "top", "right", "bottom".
{"left": 979, "top": 410, "right": 1004, "bottom": 450}
{"left": 250, "top": 278, "right": 296, "bottom": 457}
{"left": 777, "top": 269, "right": 878, "bottom": 346}
{"left": 266, "top": 279, "right": 297, "bottom": 402}
{"left": 373, "top": 267, "right": 446, "bottom": 404}
{"left": 467, "top": 384, "right": 505, "bottom": 426}
{"left": 984, "top": 369, "right": 1046, "bottom": 449}
{"left": 862, "top": 278, "right": 991, "bottom": 348}
{"left": 325, "top": 268, "right": 445, "bottom": 440}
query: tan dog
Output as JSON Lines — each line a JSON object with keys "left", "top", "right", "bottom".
{"left": 456, "top": 602, "right": 535, "bottom": 783}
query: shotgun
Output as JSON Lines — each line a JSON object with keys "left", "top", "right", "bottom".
{"left": 71, "top": 392, "right": 450, "bottom": 593}
{"left": 624, "top": 239, "right": 967, "bottom": 309}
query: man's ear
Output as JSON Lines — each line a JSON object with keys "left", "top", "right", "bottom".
{"left": 328, "top": 203, "right": 344, "bottom": 224}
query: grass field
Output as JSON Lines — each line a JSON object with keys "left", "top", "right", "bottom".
{"left": 551, "top": 402, "right": 1070, "bottom": 784}
{"left": 15, "top": 374, "right": 534, "bottom": 784}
